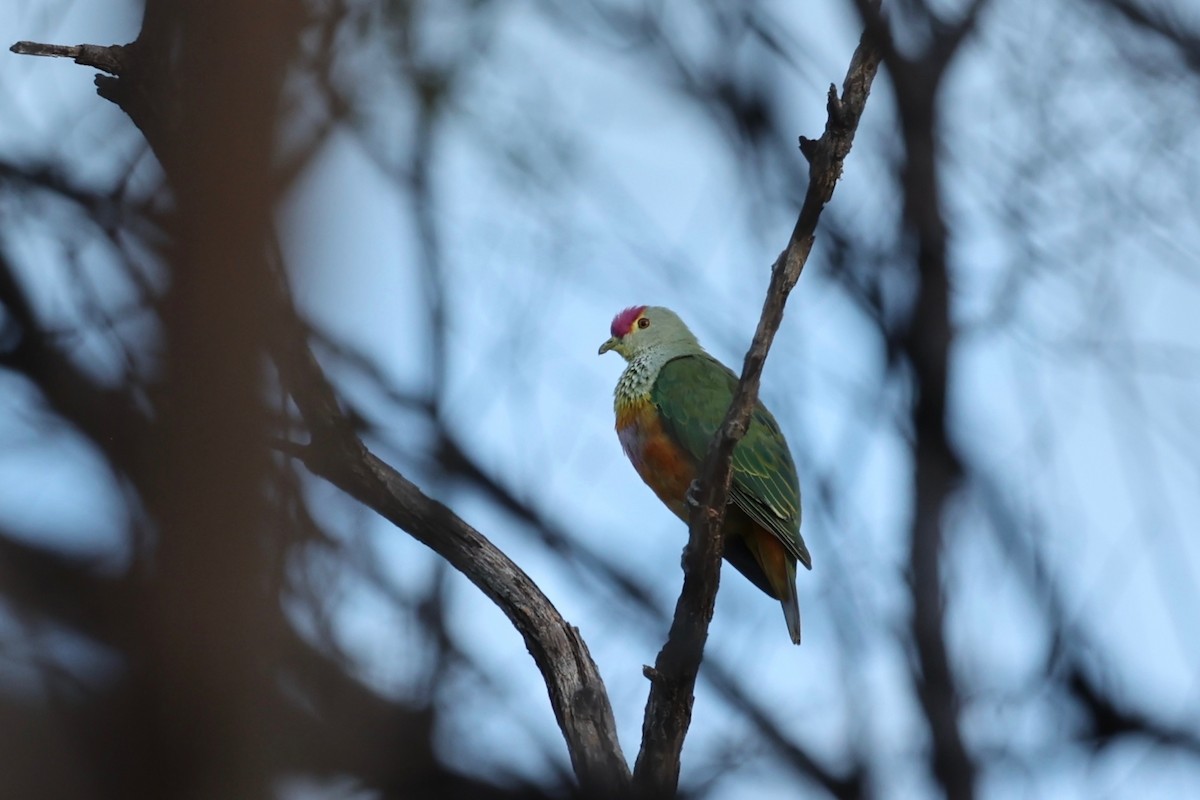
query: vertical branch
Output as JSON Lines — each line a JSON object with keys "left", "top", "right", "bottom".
{"left": 854, "top": 0, "right": 991, "bottom": 796}
{"left": 633, "top": 21, "right": 883, "bottom": 798}
{"left": 41, "top": 2, "right": 304, "bottom": 797}
{"left": 137, "top": 3, "right": 298, "bottom": 797}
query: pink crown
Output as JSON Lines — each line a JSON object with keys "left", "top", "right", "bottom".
{"left": 610, "top": 305, "right": 647, "bottom": 337}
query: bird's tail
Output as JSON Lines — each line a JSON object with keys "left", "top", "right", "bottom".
{"left": 745, "top": 528, "right": 804, "bottom": 645}
{"left": 781, "top": 579, "right": 802, "bottom": 645}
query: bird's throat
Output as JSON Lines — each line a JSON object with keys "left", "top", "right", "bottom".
{"left": 614, "top": 349, "right": 667, "bottom": 408}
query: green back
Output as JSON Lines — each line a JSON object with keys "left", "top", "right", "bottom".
{"left": 651, "top": 354, "right": 811, "bottom": 569}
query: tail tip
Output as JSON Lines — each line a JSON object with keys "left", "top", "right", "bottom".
{"left": 783, "top": 598, "right": 802, "bottom": 645}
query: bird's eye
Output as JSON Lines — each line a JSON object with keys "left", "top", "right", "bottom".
{"left": 637, "top": 317, "right": 650, "bottom": 329}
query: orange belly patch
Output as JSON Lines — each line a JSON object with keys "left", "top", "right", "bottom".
{"left": 617, "top": 400, "right": 696, "bottom": 520}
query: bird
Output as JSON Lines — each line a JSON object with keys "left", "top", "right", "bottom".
{"left": 599, "top": 305, "right": 811, "bottom": 644}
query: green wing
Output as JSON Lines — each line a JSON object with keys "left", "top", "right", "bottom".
{"left": 651, "top": 354, "right": 811, "bottom": 569}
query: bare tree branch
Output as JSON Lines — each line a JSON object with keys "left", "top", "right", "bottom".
{"left": 275, "top": 415, "right": 632, "bottom": 795}
{"left": 632, "top": 19, "right": 883, "bottom": 797}
{"left": 9, "top": 40, "right": 129, "bottom": 75}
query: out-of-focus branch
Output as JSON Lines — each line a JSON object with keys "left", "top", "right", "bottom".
{"left": 974, "top": 474, "right": 1200, "bottom": 764}
{"left": 1067, "top": 664, "right": 1200, "bottom": 757}
{"left": 632, "top": 18, "right": 882, "bottom": 798}
{"left": 0, "top": 252, "right": 150, "bottom": 479}
{"left": 0, "top": 531, "right": 558, "bottom": 798}
{"left": 857, "top": 0, "right": 992, "bottom": 796}
{"left": 12, "top": 26, "right": 630, "bottom": 797}
{"left": 1103, "top": 0, "right": 1200, "bottom": 72}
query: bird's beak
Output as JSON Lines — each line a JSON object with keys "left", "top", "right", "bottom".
{"left": 598, "top": 337, "right": 618, "bottom": 355}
